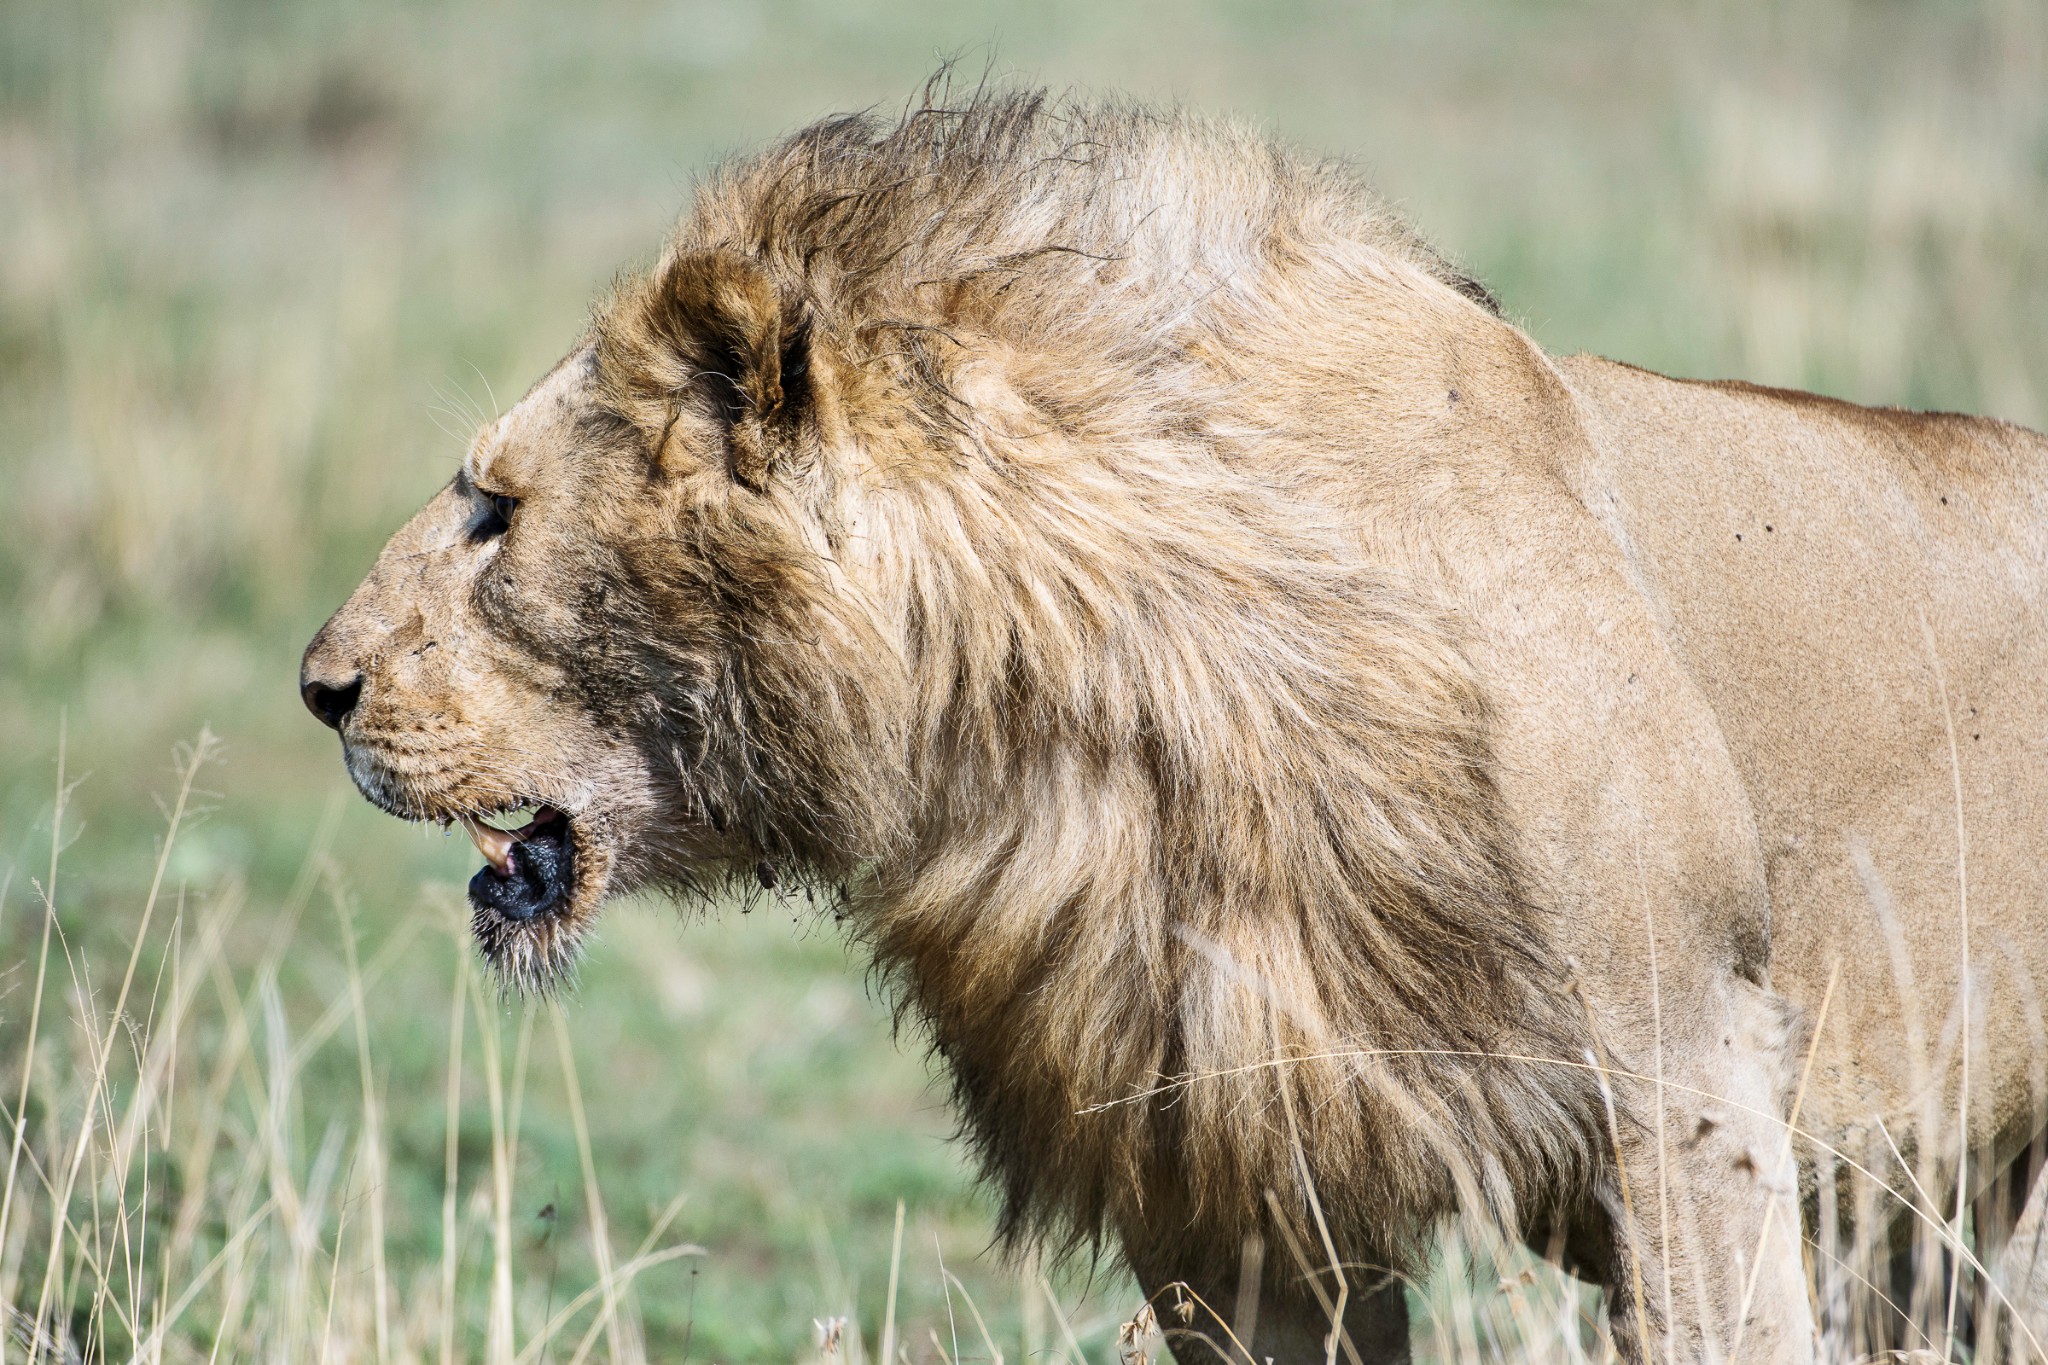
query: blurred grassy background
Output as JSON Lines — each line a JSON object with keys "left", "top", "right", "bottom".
{"left": 0, "top": 0, "right": 2043, "bottom": 1359}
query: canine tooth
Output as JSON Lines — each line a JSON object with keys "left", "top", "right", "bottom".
{"left": 461, "top": 816, "right": 516, "bottom": 875}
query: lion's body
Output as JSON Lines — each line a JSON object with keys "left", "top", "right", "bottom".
{"left": 1559, "top": 361, "right": 2048, "bottom": 1171}
{"left": 304, "top": 90, "right": 2048, "bottom": 1362}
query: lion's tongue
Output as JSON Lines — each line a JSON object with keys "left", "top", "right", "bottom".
{"left": 460, "top": 807, "right": 562, "bottom": 876}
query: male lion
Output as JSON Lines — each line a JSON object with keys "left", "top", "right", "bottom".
{"left": 302, "top": 90, "right": 2048, "bottom": 1363}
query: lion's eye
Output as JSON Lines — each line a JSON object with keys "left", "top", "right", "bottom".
{"left": 473, "top": 492, "right": 518, "bottom": 542}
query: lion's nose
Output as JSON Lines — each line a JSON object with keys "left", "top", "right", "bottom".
{"left": 302, "top": 615, "right": 371, "bottom": 731}
{"left": 301, "top": 675, "right": 363, "bottom": 731}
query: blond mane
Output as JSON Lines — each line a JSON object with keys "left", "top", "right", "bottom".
{"left": 589, "top": 86, "right": 1602, "bottom": 1267}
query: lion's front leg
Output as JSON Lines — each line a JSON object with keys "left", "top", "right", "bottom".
{"left": 1596, "top": 978, "right": 1817, "bottom": 1365}
{"left": 1124, "top": 1232, "right": 1412, "bottom": 1365}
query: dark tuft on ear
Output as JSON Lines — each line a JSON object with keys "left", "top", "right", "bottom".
{"left": 600, "top": 247, "right": 816, "bottom": 491}
{"left": 666, "top": 249, "right": 787, "bottom": 490}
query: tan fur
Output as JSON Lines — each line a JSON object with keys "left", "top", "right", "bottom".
{"left": 304, "top": 87, "right": 2048, "bottom": 1363}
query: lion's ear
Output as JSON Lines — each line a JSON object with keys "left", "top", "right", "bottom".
{"left": 658, "top": 248, "right": 814, "bottom": 491}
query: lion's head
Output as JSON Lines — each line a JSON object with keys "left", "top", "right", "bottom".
{"left": 300, "top": 81, "right": 1540, "bottom": 1033}
{"left": 300, "top": 241, "right": 922, "bottom": 989}
{"left": 301, "top": 90, "right": 1501, "bottom": 994}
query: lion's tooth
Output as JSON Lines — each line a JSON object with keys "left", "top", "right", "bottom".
{"left": 461, "top": 816, "right": 516, "bottom": 875}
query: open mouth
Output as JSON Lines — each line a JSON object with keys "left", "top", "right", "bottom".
{"left": 461, "top": 805, "right": 575, "bottom": 923}
{"left": 337, "top": 747, "right": 614, "bottom": 991}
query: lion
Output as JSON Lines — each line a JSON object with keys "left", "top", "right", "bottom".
{"left": 301, "top": 88, "right": 2048, "bottom": 1363}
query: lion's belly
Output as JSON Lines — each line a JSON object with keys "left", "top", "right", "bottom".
{"left": 1555, "top": 352, "right": 2048, "bottom": 1163}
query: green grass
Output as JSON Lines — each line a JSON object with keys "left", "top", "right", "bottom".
{"left": 1, "top": 0, "right": 2044, "bottom": 1359}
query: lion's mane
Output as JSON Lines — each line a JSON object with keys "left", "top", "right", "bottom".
{"left": 591, "top": 86, "right": 1607, "bottom": 1273}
